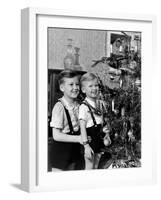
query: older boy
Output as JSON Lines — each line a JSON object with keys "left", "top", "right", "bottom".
{"left": 50, "top": 70, "right": 83, "bottom": 171}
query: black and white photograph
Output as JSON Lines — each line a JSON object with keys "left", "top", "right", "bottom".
{"left": 47, "top": 27, "right": 141, "bottom": 172}
{"left": 20, "top": 7, "right": 157, "bottom": 192}
{"left": 1, "top": 0, "right": 159, "bottom": 197}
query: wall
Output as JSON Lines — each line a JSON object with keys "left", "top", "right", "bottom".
{"left": 48, "top": 28, "right": 106, "bottom": 70}
{"left": 48, "top": 28, "right": 141, "bottom": 90}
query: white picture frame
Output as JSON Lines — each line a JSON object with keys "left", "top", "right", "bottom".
{"left": 21, "top": 7, "right": 157, "bottom": 192}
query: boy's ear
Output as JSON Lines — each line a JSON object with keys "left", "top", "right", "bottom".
{"left": 59, "top": 84, "right": 64, "bottom": 92}
{"left": 81, "top": 86, "right": 86, "bottom": 94}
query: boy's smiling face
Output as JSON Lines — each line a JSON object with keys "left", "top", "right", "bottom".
{"left": 82, "top": 78, "right": 99, "bottom": 100}
{"left": 60, "top": 76, "right": 80, "bottom": 100}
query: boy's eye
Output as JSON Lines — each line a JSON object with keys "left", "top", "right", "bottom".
{"left": 89, "top": 84, "right": 98, "bottom": 87}
{"left": 69, "top": 83, "right": 79, "bottom": 86}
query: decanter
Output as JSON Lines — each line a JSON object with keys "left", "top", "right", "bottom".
{"left": 64, "top": 38, "right": 75, "bottom": 70}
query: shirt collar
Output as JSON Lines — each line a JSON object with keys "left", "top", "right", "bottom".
{"left": 61, "top": 96, "right": 79, "bottom": 111}
{"left": 85, "top": 97, "right": 96, "bottom": 108}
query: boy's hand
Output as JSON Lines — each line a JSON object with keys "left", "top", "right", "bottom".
{"left": 78, "top": 135, "right": 92, "bottom": 145}
{"left": 103, "top": 133, "right": 111, "bottom": 146}
{"left": 102, "top": 126, "right": 111, "bottom": 146}
{"left": 84, "top": 144, "right": 94, "bottom": 160}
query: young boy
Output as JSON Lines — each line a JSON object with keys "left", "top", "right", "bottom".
{"left": 79, "top": 73, "right": 111, "bottom": 170}
{"left": 50, "top": 70, "right": 83, "bottom": 171}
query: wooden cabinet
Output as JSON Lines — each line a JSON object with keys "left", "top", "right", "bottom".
{"left": 48, "top": 69, "right": 62, "bottom": 138}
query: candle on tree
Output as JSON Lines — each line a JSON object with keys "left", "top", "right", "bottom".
{"left": 112, "top": 99, "right": 115, "bottom": 111}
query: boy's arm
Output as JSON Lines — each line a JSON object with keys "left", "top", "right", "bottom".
{"left": 52, "top": 128, "right": 82, "bottom": 144}
{"left": 79, "top": 104, "right": 90, "bottom": 144}
{"left": 79, "top": 119, "right": 88, "bottom": 144}
{"left": 51, "top": 102, "right": 81, "bottom": 143}
{"left": 80, "top": 120, "right": 94, "bottom": 158}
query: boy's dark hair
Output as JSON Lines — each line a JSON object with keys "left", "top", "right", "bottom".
{"left": 58, "top": 70, "right": 79, "bottom": 85}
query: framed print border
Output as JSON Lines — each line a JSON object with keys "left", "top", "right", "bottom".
{"left": 21, "top": 7, "right": 157, "bottom": 192}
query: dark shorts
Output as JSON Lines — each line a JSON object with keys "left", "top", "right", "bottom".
{"left": 50, "top": 131, "right": 84, "bottom": 170}
{"left": 86, "top": 124, "right": 105, "bottom": 153}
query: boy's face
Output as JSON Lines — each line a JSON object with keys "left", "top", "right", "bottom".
{"left": 60, "top": 77, "right": 80, "bottom": 100}
{"left": 82, "top": 78, "right": 99, "bottom": 100}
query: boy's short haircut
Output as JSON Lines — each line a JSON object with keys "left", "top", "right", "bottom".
{"left": 80, "top": 72, "right": 98, "bottom": 86}
{"left": 58, "top": 69, "right": 79, "bottom": 85}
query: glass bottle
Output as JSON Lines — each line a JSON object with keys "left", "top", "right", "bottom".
{"left": 64, "top": 38, "right": 75, "bottom": 70}
{"left": 74, "top": 47, "right": 80, "bottom": 65}
{"left": 74, "top": 47, "right": 82, "bottom": 70}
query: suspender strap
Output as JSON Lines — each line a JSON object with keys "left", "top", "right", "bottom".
{"left": 82, "top": 101, "right": 97, "bottom": 127}
{"left": 58, "top": 100, "right": 74, "bottom": 134}
{"left": 64, "top": 107, "right": 74, "bottom": 134}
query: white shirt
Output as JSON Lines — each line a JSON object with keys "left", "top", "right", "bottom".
{"left": 50, "top": 96, "right": 79, "bottom": 133}
{"left": 79, "top": 97, "right": 103, "bottom": 128}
